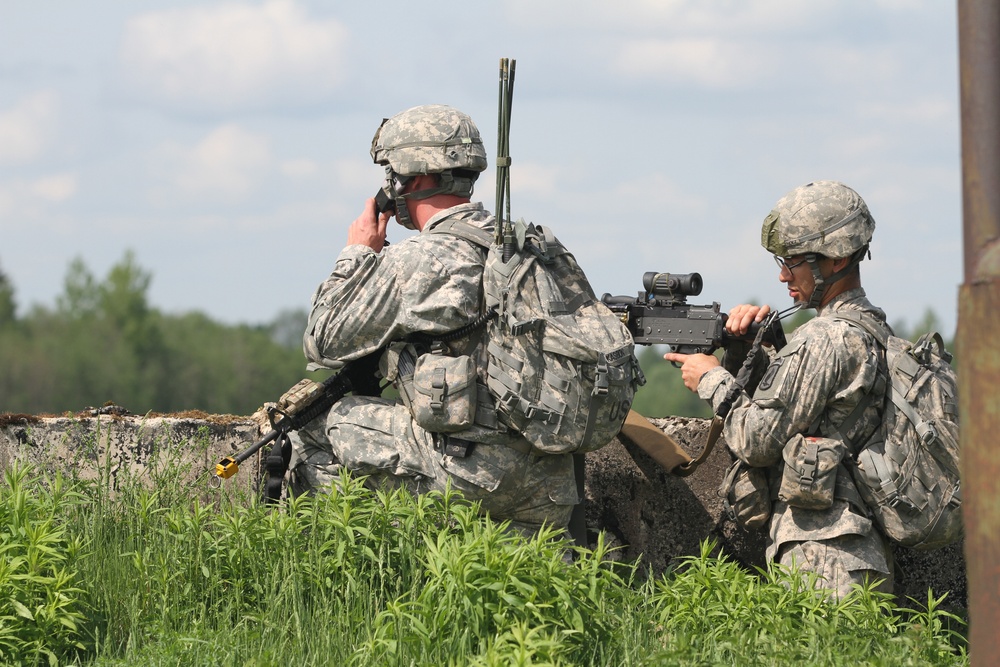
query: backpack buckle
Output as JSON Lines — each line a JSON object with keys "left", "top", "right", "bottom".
{"left": 430, "top": 367, "right": 447, "bottom": 413}
{"left": 524, "top": 404, "right": 561, "bottom": 426}
{"left": 510, "top": 318, "right": 543, "bottom": 336}
{"left": 918, "top": 421, "right": 939, "bottom": 446}
{"left": 594, "top": 358, "right": 610, "bottom": 396}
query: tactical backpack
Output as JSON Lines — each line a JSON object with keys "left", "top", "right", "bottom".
{"left": 834, "top": 312, "right": 962, "bottom": 550}
{"left": 428, "top": 217, "right": 643, "bottom": 455}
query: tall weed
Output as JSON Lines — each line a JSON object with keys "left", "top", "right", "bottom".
{"left": 644, "top": 540, "right": 967, "bottom": 665}
{"left": 0, "top": 449, "right": 970, "bottom": 666}
{"left": 0, "top": 465, "right": 88, "bottom": 666}
{"left": 359, "top": 515, "right": 630, "bottom": 665}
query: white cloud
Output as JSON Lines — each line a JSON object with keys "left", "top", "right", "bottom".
{"left": 153, "top": 125, "right": 272, "bottom": 199}
{"left": 119, "top": 0, "right": 349, "bottom": 113}
{"left": 0, "top": 172, "right": 78, "bottom": 218}
{"left": 613, "top": 38, "right": 775, "bottom": 88}
{"left": 0, "top": 91, "right": 59, "bottom": 165}
{"left": 611, "top": 34, "right": 905, "bottom": 91}
{"left": 508, "top": 0, "right": 840, "bottom": 36}
{"left": 509, "top": 1, "right": 903, "bottom": 92}
{"left": 31, "top": 173, "right": 78, "bottom": 201}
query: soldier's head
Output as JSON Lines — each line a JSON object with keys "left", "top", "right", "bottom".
{"left": 370, "top": 104, "right": 488, "bottom": 230}
{"left": 761, "top": 180, "right": 875, "bottom": 309}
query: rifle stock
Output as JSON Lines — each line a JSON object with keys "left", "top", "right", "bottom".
{"left": 214, "top": 352, "right": 383, "bottom": 487}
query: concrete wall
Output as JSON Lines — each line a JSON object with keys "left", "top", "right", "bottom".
{"left": 0, "top": 411, "right": 262, "bottom": 493}
{"left": 0, "top": 411, "right": 965, "bottom": 608}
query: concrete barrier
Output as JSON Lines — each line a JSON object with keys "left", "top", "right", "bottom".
{"left": 0, "top": 411, "right": 262, "bottom": 493}
{"left": 0, "top": 411, "right": 965, "bottom": 608}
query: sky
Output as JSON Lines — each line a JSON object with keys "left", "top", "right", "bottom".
{"left": 0, "top": 0, "right": 963, "bottom": 337}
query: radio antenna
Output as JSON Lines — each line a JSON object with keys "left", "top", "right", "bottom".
{"left": 495, "top": 58, "right": 516, "bottom": 259}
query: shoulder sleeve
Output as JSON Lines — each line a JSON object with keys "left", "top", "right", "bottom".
{"left": 303, "top": 244, "right": 398, "bottom": 367}
{"left": 303, "top": 235, "right": 486, "bottom": 368}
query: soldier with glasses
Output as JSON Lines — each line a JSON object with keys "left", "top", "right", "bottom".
{"left": 666, "top": 181, "right": 894, "bottom": 599}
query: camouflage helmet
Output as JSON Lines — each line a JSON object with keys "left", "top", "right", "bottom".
{"left": 370, "top": 104, "right": 488, "bottom": 176}
{"left": 761, "top": 180, "right": 875, "bottom": 259}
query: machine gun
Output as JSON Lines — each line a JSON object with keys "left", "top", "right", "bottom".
{"left": 214, "top": 352, "right": 383, "bottom": 502}
{"left": 601, "top": 271, "right": 787, "bottom": 354}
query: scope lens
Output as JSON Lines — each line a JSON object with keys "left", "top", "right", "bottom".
{"left": 642, "top": 272, "right": 703, "bottom": 297}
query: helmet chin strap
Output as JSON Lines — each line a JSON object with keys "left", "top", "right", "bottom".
{"left": 381, "top": 169, "right": 478, "bottom": 231}
{"left": 802, "top": 246, "right": 869, "bottom": 309}
{"left": 378, "top": 170, "right": 417, "bottom": 230}
{"left": 803, "top": 254, "right": 828, "bottom": 309}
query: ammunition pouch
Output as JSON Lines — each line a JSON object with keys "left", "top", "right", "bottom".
{"left": 387, "top": 344, "right": 478, "bottom": 433}
{"left": 720, "top": 459, "right": 772, "bottom": 530}
{"left": 777, "top": 434, "right": 847, "bottom": 510}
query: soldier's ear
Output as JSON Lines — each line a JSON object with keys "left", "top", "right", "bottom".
{"left": 831, "top": 256, "right": 851, "bottom": 273}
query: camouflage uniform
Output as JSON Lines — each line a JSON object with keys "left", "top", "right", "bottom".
{"left": 289, "top": 202, "right": 578, "bottom": 535}
{"left": 698, "top": 288, "right": 894, "bottom": 599}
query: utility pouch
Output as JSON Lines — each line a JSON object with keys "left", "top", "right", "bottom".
{"left": 777, "top": 434, "right": 846, "bottom": 510}
{"left": 720, "top": 459, "right": 771, "bottom": 530}
{"left": 410, "top": 353, "right": 478, "bottom": 432}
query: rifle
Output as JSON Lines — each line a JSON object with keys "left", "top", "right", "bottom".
{"left": 606, "top": 272, "right": 792, "bottom": 479}
{"left": 600, "top": 271, "right": 787, "bottom": 354}
{"left": 214, "top": 352, "right": 383, "bottom": 502}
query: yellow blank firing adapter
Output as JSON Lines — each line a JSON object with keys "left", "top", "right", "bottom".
{"left": 216, "top": 457, "right": 239, "bottom": 479}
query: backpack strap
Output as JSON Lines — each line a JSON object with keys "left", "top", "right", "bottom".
{"left": 831, "top": 310, "right": 891, "bottom": 347}
{"left": 824, "top": 311, "right": 892, "bottom": 454}
{"left": 914, "top": 331, "right": 953, "bottom": 364}
{"left": 426, "top": 218, "right": 493, "bottom": 249}
{"left": 429, "top": 218, "right": 573, "bottom": 265}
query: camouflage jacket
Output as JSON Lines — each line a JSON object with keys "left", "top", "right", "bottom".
{"left": 697, "top": 288, "right": 889, "bottom": 561}
{"left": 304, "top": 202, "right": 492, "bottom": 368}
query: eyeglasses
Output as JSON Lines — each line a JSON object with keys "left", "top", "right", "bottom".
{"left": 773, "top": 255, "right": 808, "bottom": 272}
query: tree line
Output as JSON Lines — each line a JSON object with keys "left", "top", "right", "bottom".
{"left": 0, "top": 253, "right": 953, "bottom": 418}
{"left": 0, "top": 253, "right": 309, "bottom": 416}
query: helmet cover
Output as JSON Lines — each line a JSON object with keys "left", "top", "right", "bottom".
{"left": 370, "top": 104, "right": 488, "bottom": 176}
{"left": 761, "top": 180, "right": 875, "bottom": 259}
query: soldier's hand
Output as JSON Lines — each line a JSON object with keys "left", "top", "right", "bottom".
{"left": 663, "top": 352, "right": 720, "bottom": 392}
{"left": 726, "top": 304, "right": 771, "bottom": 336}
{"left": 348, "top": 198, "right": 390, "bottom": 252}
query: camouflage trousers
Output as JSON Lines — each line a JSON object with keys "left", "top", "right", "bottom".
{"left": 776, "top": 531, "right": 894, "bottom": 601}
{"left": 287, "top": 395, "right": 578, "bottom": 536}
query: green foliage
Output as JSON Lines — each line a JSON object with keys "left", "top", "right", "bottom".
{"left": 892, "top": 308, "right": 944, "bottom": 342}
{"left": 645, "top": 541, "right": 966, "bottom": 665}
{"left": 363, "top": 523, "right": 629, "bottom": 665}
{"left": 0, "top": 458, "right": 968, "bottom": 666}
{"left": 0, "top": 252, "right": 308, "bottom": 415}
{"left": 0, "top": 465, "right": 89, "bottom": 666}
{"left": 631, "top": 345, "right": 713, "bottom": 418}
{"left": 0, "top": 262, "right": 16, "bottom": 328}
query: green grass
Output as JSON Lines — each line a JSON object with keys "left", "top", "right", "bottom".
{"left": 0, "top": 455, "right": 968, "bottom": 666}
